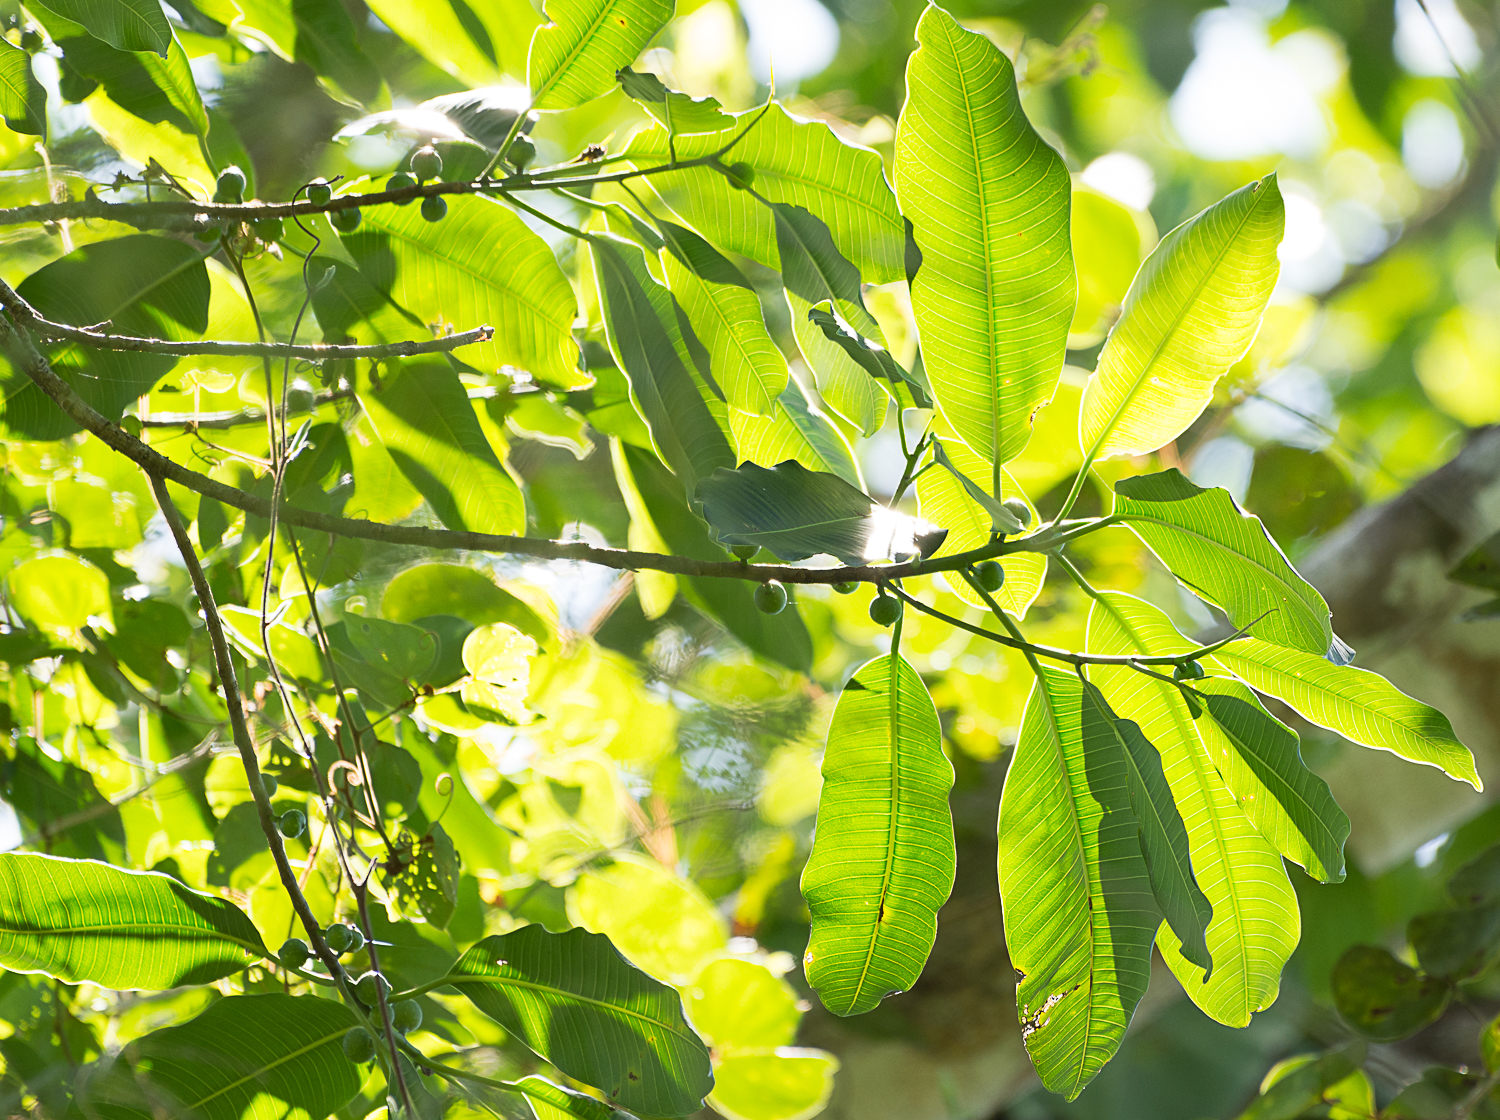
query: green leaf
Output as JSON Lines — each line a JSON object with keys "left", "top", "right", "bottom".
{"left": 687, "top": 957, "right": 800, "bottom": 1050}
{"left": 915, "top": 427, "right": 1045, "bottom": 618}
{"left": 441, "top": 924, "right": 714, "bottom": 1116}
{"left": 521, "top": 1075, "right": 625, "bottom": 1120}
{"left": 625, "top": 103, "right": 906, "bottom": 283}
{"left": 1212, "top": 637, "right": 1480, "bottom": 789}
{"left": 1114, "top": 469, "right": 1342, "bottom": 659}
{"left": 894, "top": 3, "right": 1074, "bottom": 472}
{"left": 528, "top": 0, "right": 673, "bottom": 110}
{"left": 1234, "top": 1043, "right": 1367, "bottom": 1120}
{"left": 461, "top": 622, "right": 537, "bottom": 724}
{"left": 710, "top": 1051, "right": 839, "bottom": 1120}
{"left": 774, "top": 203, "right": 888, "bottom": 435}
{"left": 2, "top": 235, "right": 209, "bottom": 438}
{"left": 591, "top": 234, "right": 735, "bottom": 496}
{"left": 801, "top": 651, "right": 955, "bottom": 1016}
{"left": 1331, "top": 945, "right": 1450, "bottom": 1042}
{"left": 618, "top": 442, "right": 812, "bottom": 672}
{"left": 1085, "top": 591, "right": 1301, "bottom": 1026}
{"left": 806, "top": 303, "right": 931, "bottom": 409}
{"left": 660, "top": 223, "right": 786, "bottom": 417}
{"left": 0, "top": 852, "right": 267, "bottom": 989}
{"left": 929, "top": 438, "right": 1022, "bottom": 534}
{"left": 1408, "top": 902, "right": 1500, "bottom": 980}
{"left": 344, "top": 614, "right": 440, "bottom": 682}
{"left": 50, "top": 0, "right": 170, "bottom": 54}
{"left": 338, "top": 190, "right": 580, "bottom": 388}
{"left": 76, "top": 994, "right": 360, "bottom": 1120}
{"left": 6, "top": 553, "right": 112, "bottom": 639}
{"left": 1080, "top": 680, "right": 1213, "bottom": 977}
{"left": 697, "top": 460, "right": 944, "bottom": 565}
{"left": 1070, "top": 184, "right": 1149, "bottom": 346}
{"left": 0, "top": 39, "right": 45, "bottom": 137}
{"left": 291, "top": 0, "right": 381, "bottom": 103}
{"left": 1192, "top": 680, "right": 1349, "bottom": 884}
{"left": 360, "top": 0, "right": 531, "bottom": 86}
{"left": 382, "top": 562, "right": 552, "bottom": 647}
{"left": 1079, "top": 176, "right": 1284, "bottom": 461}
{"left": 57, "top": 31, "right": 206, "bottom": 137}
{"left": 999, "top": 666, "right": 1159, "bottom": 1099}
{"left": 357, "top": 357, "right": 526, "bottom": 536}
{"left": 728, "top": 378, "right": 864, "bottom": 490}
{"left": 617, "top": 67, "right": 732, "bottom": 133}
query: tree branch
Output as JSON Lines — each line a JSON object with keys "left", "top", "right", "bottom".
{"left": 0, "top": 278, "right": 492, "bottom": 359}
{"left": 0, "top": 309, "right": 1106, "bottom": 585}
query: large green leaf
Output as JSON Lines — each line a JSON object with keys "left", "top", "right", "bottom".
{"left": 626, "top": 103, "right": 905, "bottom": 283}
{"left": 75, "top": 994, "right": 360, "bottom": 1120}
{"left": 359, "top": 0, "right": 534, "bottom": 86}
{"left": 591, "top": 235, "right": 734, "bottom": 497}
{"left": 440, "top": 924, "right": 713, "bottom": 1116}
{"left": 999, "top": 666, "right": 1159, "bottom": 1099}
{"left": 659, "top": 222, "right": 786, "bottom": 417}
{"left": 1114, "top": 469, "right": 1341, "bottom": 659}
{"left": 0, "top": 38, "right": 45, "bottom": 137}
{"left": 50, "top": 0, "right": 170, "bottom": 54}
{"left": 338, "top": 190, "right": 580, "bottom": 387}
{"left": 1080, "top": 680, "right": 1213, "bottom": 978}
{"left": 0, "top": 853, "right": 266, "bottom": 990}
{"left": 801, "top": 651, "right": 955, "bottom": 1015}
{"left": 56, "top": 32, "right": 206, "bottom": 137}
{"left": 728, "top": 379, "right": 863, "bottom": 490}
{"left": 357, "top": 357, "right": 526, "bottom": 536}
{"left": 1212, "top": 638, "right": 1481, "bottom": 789}
{"left": 528, "top": 0, "right": 673, "bottom": 110}
{"left": 1086, "top": 592, "right": 1301, "bottom": 1026}
{"left": 697, "top": 460, "right": 942, "bottom": 564}
{"left": 1079, "top": 176, "right": 1283, "bottom": 461}
{"left": 619, "top": 443, "right": 812, "bottom": 672}
{"left": 617, "top": 67, "right": 733, "bottom": 134}
{"left": 289, "top": 0, "right": 381, "bottom": 102}
{"left": 1, "top": 235, "right": 209, "bottom": 439}
{"left": 894, "top": 3, "right": 1074, "bottom": 473}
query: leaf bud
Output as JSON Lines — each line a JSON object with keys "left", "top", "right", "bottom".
{"left": 754, "top": 580, "right": 788, "bottom": 615}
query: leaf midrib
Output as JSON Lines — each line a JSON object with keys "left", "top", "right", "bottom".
{"left": 154, "top": 1023, "right": 349, "bottom": 1113}
{"left": 847, "top": 653, "right": 904, "bottom": 1010}
{"left": 0, "top": 919, "right": 263, "bottom": 957}
{"left": 531, "top": 0, "right": 624, "bottom": 106}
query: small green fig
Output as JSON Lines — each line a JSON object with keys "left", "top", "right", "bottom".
{"left": 410, "top": 146, "right": 443, "bottom": 182}
{"left": 754, "top": 580, "right": 788, "bottom": 615}
{"left": 507, "top": 134, "right": 536, "bottom": 171}
{"left": 324, "top": 923, "right": 354, "bottom": 953}
{"left": 330, "top": 206, "right": 361, "bottom": 232}
{"left": 306, "top": 178, "right": 332, "bottom": 206}
{"left": 869, "top": 594, "right": 901, "bottom": 627}
{"left": 277, "top": 937, "right": 310, "bottom": 970}
{"left": 214, "top": 165, "right": 246, "bottom": 204}
{"left": 342, "top": 1026, "right": 377, "bottom": 1063}
{"left": 386, "top": 171, "right": 416, "bottom": 203}
{"left": 1173, "top": 660, "right": 1207, "bottom": 681}
{"left": 391, "top": 999, "right": 423, "bottom": 1033}
{"left": 278, "top": 809, "right": 306, "bottom": 839}
{"left": 730, "top": 543, "right": 758, "bottom": 561}
{"left": 832, "top": 581, "right": 858, "bottom": 594}
{"left": 974, "top": 560, "right": 1006, "bottom": 593}
{"left": 355, "top": 971, "right": 391, "bottom": 1007}
{"left": 1002, "top": 497, "right": 1032, "bottom": 528}
{"left": 726, "top": 161, "right": 755, "bottom": 190}
{"left": 420, "top": 195, "right": 448, "bottom": 222}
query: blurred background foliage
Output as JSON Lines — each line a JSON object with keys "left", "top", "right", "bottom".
{"left": 1, "top": 0, "right": 1498, "bottom": 1117}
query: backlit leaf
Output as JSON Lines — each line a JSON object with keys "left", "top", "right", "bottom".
{"left": 50, "top": 0, "right": 170, "bottom": 54}
{"left": 617, "top": 67, "right": 732, "bottom": 134}
{"left": 801, "top": 651, "right": 954, "bottom": 1016}
{"left": 442, "top": 924, "right": 714, "bottom": 1116}
{"left": 0, "top": 39, "right": 45, "bottom": 137}
{"left": 0, "top": 853, "right": 266, "bottom": 989}
{"left": 1079, "top": 176, "right": 1283, "bottom": 461}
{"left": 894, "top": 3, "right": 1074, "bottom": 471}
{"left": 528, "top": 0, "right": 674, "bottom": 111}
